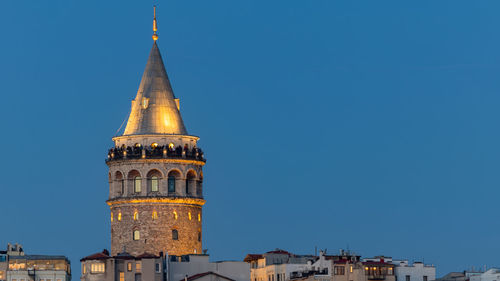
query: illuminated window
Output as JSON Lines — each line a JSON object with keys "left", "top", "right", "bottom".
{"left": 168, "top": 143, "right": 174, "bottom": 150}
{"left": 151, "top": 176, "right": 159, "bottom": 192}
{"left": 0, "top": 271, "right": 5, "bottom": 280}
{"left": 142, "top": 97, "right": 149, "bottom": 109}
{"left": 188, "top": 212, "right": 192, "bottom": 220}
{"left": 334, "top": 266, "right": 345, "bottom": 275}
{"left": 91, "top": 263, "right": 105, "bottom": 273}
{"left": 173, "top": 210, "right": 178, "bottom": 220}
{"left": 82, "top": 265, "right": 86, "bottom": 274}
{"left": 172, "top": 229, "right": 178, "bottom": 240}
{"left": 134, "top": 211, "right": 139, "bottom": 220}
{"left": 136, "top": 262, "right": 141, "bottom": 273}
{"left": 151, "top": 143, "right": 158, "bottom": 148}
{"left": 133, "top": 230, "right": 140, "bottom": 241}
{"left": 118, "top": 212, "right": 122, "bottom": 221}
{"left": 198, "top": 213, "right": 201, "bottom": 221}
{"left": 120, "top": 272, "right": 125, "bottom": 281}
{"left": 111, "top": 213, "right": 114, "bottom": 222}
{"left": 168, "top": 176, "right": 175, "bottom": 193}
{"left": 388, "top": 268, "right": 394, "bottom": 275}
{"left": 127, "top": 262, "right": 132, "bottom": 271}
{"left": 152, "top": 211, "right": 158, "bottom": 220}
{"left": 134, "top": 143, "right": 141, "bottom": 148}
{"left": 350, "top": 266, "right": 353, "bottom": 273}
{"left": 134, "top": 177, "right": 142, "bottom": 193}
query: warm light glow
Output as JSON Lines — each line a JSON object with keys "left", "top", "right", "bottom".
{"left": 188, "top": 212, "right": 192, "bottom": 220}
{"left": 134, "top": 211, "right": 139, "bottom": 220}
{"left": 198, "top": 213, "right": 201, "bottom": 221}
{"left": 168, "top": 143, "right": 174, "bottom": 150}
{"left": 118, "top": 212, "right": 122, "bottom": 221}
{"left": 365, "top": 267, "right": 369, "bottom": 271}
{"left": 350, "top": 266, "right": 353, "bottom": 273}
{"left": 151, "top": 142, "right": 158, "bottom": 148}
{"left": 152, "top": 211, "right": 158, "bottom": 220}
{"left": 133, "top": 230, "right": 140, "bottom": 240}
{"left": 173, "top": 210, "right": 178, "bottom": 220}
{"left": 111, "top": 213, "right": 114, "bottom": 222}
{"left": 107, "top": 197, "right": 206, "bottom": 206}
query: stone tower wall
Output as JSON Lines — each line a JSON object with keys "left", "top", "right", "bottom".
{"left": 110, "top": 202, "right": 202, "bottom": 256}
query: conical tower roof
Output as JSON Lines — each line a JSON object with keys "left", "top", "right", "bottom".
{"left": 122, "top": 42, "right": 187, "bottom": 136}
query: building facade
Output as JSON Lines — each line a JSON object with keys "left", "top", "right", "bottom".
{"left": 0, "top": 243, "right": 71, "bottom": 281}
{"left": 245, "top": 250, "right": 397, "bottom": 281}
{"left": 80, "top": 250, "right": 249, "bottom": 281}
{"left": 105, "top": 9, "right": 205, "bottom": 257}
{"left": 390, "top": 260, "right": 435, "bottom": 281}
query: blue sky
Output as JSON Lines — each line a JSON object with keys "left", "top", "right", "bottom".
{"left": 1, "top": 0, "right": 499, "bottom": 277}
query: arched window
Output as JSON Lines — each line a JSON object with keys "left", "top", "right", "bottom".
{"left": 128, "top": 170, "right": 141, "bottom": 195}
{"left": 168, "top": 170, "right": 181, "bottom": 194}
{"left": 134, "top": 177, "right": 141, "bottom": 193}
{"left": 152, "top": 211, "right": 158, "bottom": 220}
{"left": 115, "top": 171, "right": 124, "bottom": 195}
{"left": 133, "top": 211, "right": 139, "bottom": 221}
{"left": 173, "top": 211, "right": 178, "bottom": 220}
{"left": 186, "top": 171, "right": 196, "bottom": 196}
{"left": 133, "top": 230, "right": 140, "bottom": 241}
{"left": 147, "top": 170, "right": 162, "bottom": 193}
{"left": 151, "top": 176, "right": 159, "bottom": 192}
{"left": 168, "top": 176, "right": 175, "bottom": 193}
{"left": 188, "top": 212, "right": 192, "bottom": 220}
{"left": 172, "top": 229, "right": 178, "bottom": 240}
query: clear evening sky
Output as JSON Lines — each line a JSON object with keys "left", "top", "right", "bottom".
{"left": 1, "top": 0, "right": 499, "bottom": 277}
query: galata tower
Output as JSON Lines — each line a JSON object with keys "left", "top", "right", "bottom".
{"left": 106, "top": 7, "right": 205, "bottom": 257}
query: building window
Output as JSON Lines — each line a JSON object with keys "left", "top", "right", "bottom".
{"left": 173, "top": 211, "right": 178, "bottom": 220}
{"left": 151, "top": 176, "right": 159, "bottom": 192}
{"left": 136, "top": 262, "right": 141, "bottom": 273}
{"left": 82, "top": 265, "right": 86, "bottom": 274}
{"left": 335, "top": 266, "right": 345, "bottom": 275}
{"left": 172, "top": 229, "right": 179, "bottom": 240}
{"left": 424, "top": 276, "right": 428, "bottom": 281}
{"left": 134, "top": 177, "right": 142, "bottom": 193}
{"left": 0, "top": 270, "right": 5, "bottom": 280}
{"left": 121, "top": 180, "right": 125, "bottom": 194}
{"left": 152, "top": 211, "right": 158, "bottom": 220}
{"left": 168, "top": 176, "right": 175, "bottom": 193}
{"left": 91, "top": 263, "right": 105, "bottom": 273}
{"left": 388, "top": 268, "right": 394, "bottom": 275}
{"left": 133, "top": 230, "right": 140, "bottom": 240}
{"left": 155, "top": 263, "right": 161, "bottom": 273}
{"left": 120, "top": 272, "right": 125, "bottom": 281}
{"left": 111, "top": 213, "right": 114, "bottom": 222}
{"left": 188, "top": 212, "right": 192, "bottom": 220}
{"left": 134, "top": 211, "right": 139, "bottom": 220}
{"left": 406, "top": 275, "right": 411, "bottom": 281}
{"left": 198, "top": 231, "right": 201, "bottom": 242}
{"left": 198, "top": 213, "right": 201, "bottom": 221}
{"left": 186, "top": 179, "right": 190, "bottom": 195}
{"left": 350, "top": 265, "right": 353, "bottom": 273}
{"left": 128, "top": 262, "right": 132, "bottom": 271}
{"left": 118, "top": 212, "right": 122, "bottom": 221}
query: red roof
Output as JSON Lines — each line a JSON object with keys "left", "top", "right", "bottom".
{"left": 80, "top": 250, "right": 110, "bottom": 262}
{"left": 180, "top": 272, "right": 235, "bottom": 281}
{"left": 244, "top": 254, "right": 263, "bottom": 262}
{"left": 136, "top": 252, "right": 160, "bottom": 259}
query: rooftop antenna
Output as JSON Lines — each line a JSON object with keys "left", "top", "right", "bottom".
{"left": 152, "top": 5, "right": 159, "bottom": 41}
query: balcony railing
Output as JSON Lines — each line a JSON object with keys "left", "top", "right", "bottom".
{"left": 106, "top": 145, "right": 205, "bottom": 162}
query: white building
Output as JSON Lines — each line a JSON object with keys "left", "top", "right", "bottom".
{"left": 391, "top": 260, "right": 435, "bottom": 281}
{"left": 469, "top": 269, "right": 500, "bottom": 281}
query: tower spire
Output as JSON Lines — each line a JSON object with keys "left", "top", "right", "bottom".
{"left": 152, "top": 6, "right": 158, "bottom": 41}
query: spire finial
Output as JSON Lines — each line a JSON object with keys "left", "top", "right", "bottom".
{"left": 152, "top": 6, "right": 158, "bottom": 41}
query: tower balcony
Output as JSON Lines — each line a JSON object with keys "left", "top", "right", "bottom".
{"left": 106, "top": 145, "right": 205, "bottom": 163}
